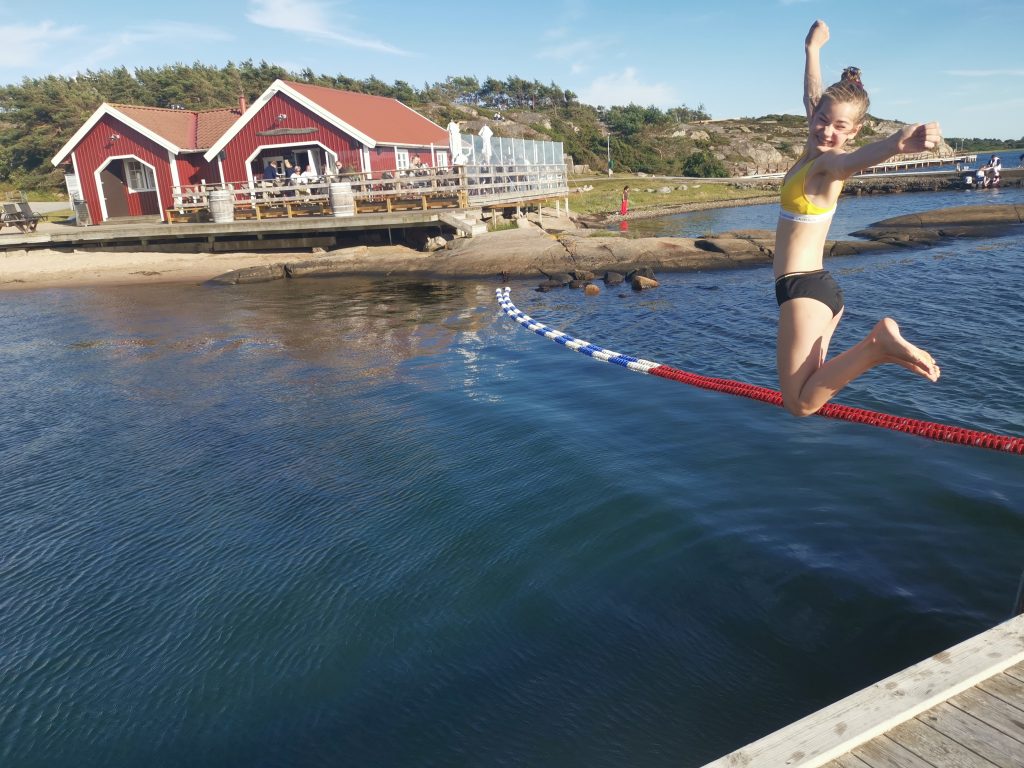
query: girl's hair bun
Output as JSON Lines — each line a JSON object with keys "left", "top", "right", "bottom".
{"left": 841, "top": 66, "right": 864, "bottom": 88}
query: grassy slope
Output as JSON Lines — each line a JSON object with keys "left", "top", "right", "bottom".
{"left": 567, "top": 174, "right": 776, "bottom": 216}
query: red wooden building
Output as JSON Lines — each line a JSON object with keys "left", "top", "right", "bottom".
{"left": 52, "top": 79, "right": 452, "bottom": 224}
{"left": 51, "top": 102, "right": 243, "bottom": 223}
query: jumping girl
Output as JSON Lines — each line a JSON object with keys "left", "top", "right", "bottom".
{"left": 774, "top": 20, "right": 942, "bottom": 417}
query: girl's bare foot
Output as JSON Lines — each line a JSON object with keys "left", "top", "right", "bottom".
{"left": 872, "top": 317, "right": 940, "bottom": 381}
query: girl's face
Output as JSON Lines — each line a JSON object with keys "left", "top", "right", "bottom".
{"left": 810, "top": 100, "right": 862, "bottom": 151}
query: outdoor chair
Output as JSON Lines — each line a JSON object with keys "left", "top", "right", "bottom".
{"left": 18, "top": 201, "right": 42, "bottom": 230}
{"left": 0, "top": 201, "right": 41, "bottom": 233}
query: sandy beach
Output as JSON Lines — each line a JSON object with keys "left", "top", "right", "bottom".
{"left": 0, "top": 220, "right": 424, "bottom": 291}
{"left": 0, "top": 246, "right": 293, "bottom": 291}
{"left": 0, "top": 214, "right": 745, "bottom": 291}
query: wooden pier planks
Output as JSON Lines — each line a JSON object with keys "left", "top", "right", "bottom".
{"left": 827, "top": 663, "right": 1024, "bottom": 767}
{"left": 701, "top": 615, "right": 1024, "bottom": 768}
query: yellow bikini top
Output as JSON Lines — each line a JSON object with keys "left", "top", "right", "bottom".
{"left": 779, "top": 156, "right": 841, "bottom": 223}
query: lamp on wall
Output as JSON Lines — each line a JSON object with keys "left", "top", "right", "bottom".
{"left": 109, "top": 132, "right": 121, "bottom": 142}
{"left": 275, "top": 113, "right": 287, "bottom": 123}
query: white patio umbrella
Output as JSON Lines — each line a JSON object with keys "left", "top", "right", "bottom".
{"left": 479, "top": 124, "right": 493, "bottom": 164}
{"left": 447, "top": 121, "right": 464, "bottom": 163}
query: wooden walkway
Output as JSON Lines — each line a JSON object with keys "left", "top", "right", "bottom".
{"left": 0, "top": 208, "right": 485, "bottom": 253}
{"left": 857, "top": 154, "right": 977, "bottom": 175}
{"left": 702, "top": 614, "right": 1024, "bottom": 767}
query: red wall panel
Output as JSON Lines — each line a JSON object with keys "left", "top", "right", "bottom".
{"left": 219, "top": 93, "right": 363, "bottom": 183}
{"left": 66, "top": 114, "right": 174, "bottom": 222}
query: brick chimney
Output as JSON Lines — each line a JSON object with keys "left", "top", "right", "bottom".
{"left": 237, "top": 94, "right": 248, "bottom": 114}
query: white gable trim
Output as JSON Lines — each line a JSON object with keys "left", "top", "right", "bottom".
{"left": 92, "top": 154, "right": 164, "bottom": 222}
{"left": 203, "top": 79, "right": 376, "bottom": 162}
{"left": 52, "top": 103, "right": 181, "bottom": 166}
{"left": 241, "top": 140, "right": 339, "bottom": 187}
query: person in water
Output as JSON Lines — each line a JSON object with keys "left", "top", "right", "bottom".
{"left": 774, "top": 20, "right": 942, "bottom": 417}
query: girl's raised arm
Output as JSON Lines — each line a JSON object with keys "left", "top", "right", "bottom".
{"left": 824, "top": 121, "right": 943, "bottom": 179}
{"left": 804, "top": 20, "right": 829, "bottom": 120}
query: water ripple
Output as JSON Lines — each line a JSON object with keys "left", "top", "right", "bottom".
{"left": 0, "top": 221, "right": 1021, "bottom": 767}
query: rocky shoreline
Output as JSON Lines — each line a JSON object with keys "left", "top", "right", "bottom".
{"left": 207, "top": 202, "right": 1024, "bottom": 289}
{"left": 3, "top": 191, "right": 1020, "bottom": 292}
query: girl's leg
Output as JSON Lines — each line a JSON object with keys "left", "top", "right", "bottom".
{"left": 777, "top": 298, "right": 843, "bottom": 416}
{"left": 778, "top": 300, "right": 940, "bottom": 417}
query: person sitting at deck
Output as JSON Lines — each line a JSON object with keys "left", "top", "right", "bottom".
{"left": 259, "top": 161, "right": 279, "bottom": 198}
{"left": 988, "top": 155, "right": 1002, "bottom": 185}
{"left": 284, "top": 165, "right": 300, "bottom": 196}
{"left": 295, "top": 165, "right": 316, "bottom": 195}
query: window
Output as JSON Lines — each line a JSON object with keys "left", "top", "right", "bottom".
{"left": 435, "top": 151, "right": 449, "bottom": 168}
{"left": 395, "top": 149, "right": 410, "bottom": 171}
{"left": 125, "top": 160, "right": 156, "bottom": 192}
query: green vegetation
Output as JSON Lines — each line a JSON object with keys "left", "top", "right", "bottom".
{"left": 568, "top": 175, "right": 775, "bottom": 216}
{"left": 0, "top": 62, "right": 715, "bottom": 194}
{"left": 5, "top": 61, "right": 982, "bottom": 200}
{"left": 681, "top": 149, "right": 728, "bottom": 178}
{"left": 946, "top": 137, "right": 1024, "bottom": 151}
{"left": 487, "top": 218, "right": 520, "bottom": 233}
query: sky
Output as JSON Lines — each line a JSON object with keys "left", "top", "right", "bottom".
{"left": 1, "top": 0, "right": 1021, "bottom": 140}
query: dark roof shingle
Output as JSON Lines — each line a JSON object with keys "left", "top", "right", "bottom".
{"left": 110, "top": 104, "right": 241, "bottom": 150}
{"left": 283, "top": 81, "right": 448, "bottom": 146}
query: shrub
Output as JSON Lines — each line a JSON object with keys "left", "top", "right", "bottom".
{"left": 681, "top": 150, "right": 728, "bottom": 178}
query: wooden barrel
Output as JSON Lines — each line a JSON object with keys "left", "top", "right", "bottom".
{"left": 330, "top": 182, "right": 355, "bottom": 217}
{"left": 209, "top": 189, "right": 234, "bottom": 223}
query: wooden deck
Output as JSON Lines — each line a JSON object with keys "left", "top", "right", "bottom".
{"left": 702, "top": 613, "right": 1024, "bottom": 768}
{"left": 0, "top": 208, "right": 483, "bottom": 253}
{"left": 857, "top": 154, "right": 977, "bottom": 175}
{"left": 166, "top": 164, "right": 567, "bottom": 225}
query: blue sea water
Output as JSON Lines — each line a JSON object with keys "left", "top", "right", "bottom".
{"left": 621, "top": 185, "right": 1024, "bottom": 240}
{"left": 1, "top": 191, "right": 1023, "bottom": 767}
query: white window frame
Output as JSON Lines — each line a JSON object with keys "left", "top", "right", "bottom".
{"left": 395, "top": 148, "right": 410, "bottom": 171}
{"left": 125, "top": 159, "right": 157, "bottom": 192}
{"left": 435, "top": 151, "right": 449, "bottom": 168}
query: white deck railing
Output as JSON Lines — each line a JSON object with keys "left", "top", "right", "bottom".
{"left": 168, "top": 164, "right": 568, "bottom": 222}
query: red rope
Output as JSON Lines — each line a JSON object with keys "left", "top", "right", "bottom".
{"left": 648, "top": 364, "right": 1024, "bottom": 455}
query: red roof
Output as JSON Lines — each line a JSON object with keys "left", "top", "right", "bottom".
{"left": 282, "top": 81, "right": 448, "bottom": 146}
{"left": 111, "top": 104, "right": 242, "bottom": 151}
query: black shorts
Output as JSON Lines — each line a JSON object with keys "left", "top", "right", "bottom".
{"left": 775, "top": 269, "right": 844, "bottom": 317}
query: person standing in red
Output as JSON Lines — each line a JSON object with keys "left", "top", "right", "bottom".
{"left": 620, "top": 185, "right": 629, "bottom": 215}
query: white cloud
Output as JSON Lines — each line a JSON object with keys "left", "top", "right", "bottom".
{"left": 578, "top": 67, "right": 679, "bottom": 108}
{"left": 543, "top": 28, "right": 569, "bottom": 41}
{"left": 246, "top": 0, "right": 409, "bottom": 55}
{"left": 0, "top": 21, "right": 81, "bottom": 69}
{"left": 537, "top": 39, "right": 598, "bottom": 61}
{"left": 56, "top": 22, "right": 232, "bottom": 76}
{"left": 945, "top": 69, "right": 1024, "bottom": 77}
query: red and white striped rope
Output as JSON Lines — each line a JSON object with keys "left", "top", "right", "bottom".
{"left": 497, "top": 287, "right": 1024, "bottom": 455}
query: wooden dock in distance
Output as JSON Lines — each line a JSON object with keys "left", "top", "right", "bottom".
{"left": 701, "top": 613, "right": 1024, "bottom": 767}
{"left": 857, "top": 154, "right": 977, "bottom": 175}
